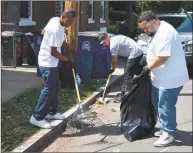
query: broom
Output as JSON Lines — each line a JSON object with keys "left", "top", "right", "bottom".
{"left": 95, "top": 73, "right": 112, "bottom": 105}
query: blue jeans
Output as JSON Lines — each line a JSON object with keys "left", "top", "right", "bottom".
{"left": 33, "top": 67, "right": 59, "bottom": 121}
{"left": 151, "top": 85, "right": 183, "bottom": 135}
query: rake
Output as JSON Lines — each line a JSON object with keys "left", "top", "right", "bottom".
{"left": 65, "top": 39, "right": 104, "bottom": 133}
{"left": 66, "top": 68, "right": 104, "bottom": 133}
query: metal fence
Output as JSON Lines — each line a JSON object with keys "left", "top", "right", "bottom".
{"left": 1, "top": 23, "right": 17, "bottom": 68}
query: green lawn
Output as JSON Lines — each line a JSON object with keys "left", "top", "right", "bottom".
{"left": 1, "top": 79, "right": 104, "bottom": 152}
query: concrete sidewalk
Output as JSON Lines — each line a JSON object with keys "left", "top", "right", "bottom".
{"left": 1, "top": 66, "right": 43, "bottom": 103}
{"left": 42, "top": 78, "right": 192, "bottom": 152}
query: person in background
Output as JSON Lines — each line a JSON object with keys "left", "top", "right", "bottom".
{"left": 138, "top": 11, "right": 189, "bottom": 147}
{"left": 30, "top": 9, "right": 76, "bottom": 129}
{"left": 98, "top": 33, "right": 145, "bottom": 103}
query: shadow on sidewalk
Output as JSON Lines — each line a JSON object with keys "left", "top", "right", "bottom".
{"left": 37, "top": 122, "right": 123, "bottom": 152}
{"left": 179, "top": 93, "right": 192, "bottom": 96}
{"left": 175, "top": 130, "right": 192, "bottom": 147}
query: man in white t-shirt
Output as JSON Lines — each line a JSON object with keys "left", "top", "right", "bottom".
{"left": 30, "top": 9, "right": 76, "bottom": 129}
{"left": 138, "top": 11, "right": 189, "bottom": 147}
{"left": 98, "top": 33, "right": 145, "bottom": 102}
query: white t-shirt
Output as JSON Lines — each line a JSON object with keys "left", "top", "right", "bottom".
{"left": 38, "top": 17, "right": 66, "bottom": 67}
{"left": 110, "top": 35, "right": 143, "bottom": 59}
{"left": 147, "top": 21, "right": 189, "bottom": 89}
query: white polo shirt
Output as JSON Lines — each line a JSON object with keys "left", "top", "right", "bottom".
{"left": 147, "top": 21, "right": 189, "bottom": 89}
{"left": 38, "top": 17, "right": 66, "bottom": 67}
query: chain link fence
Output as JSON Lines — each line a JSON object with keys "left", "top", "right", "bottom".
{"left": 1, "top": 23, "right": 17, "bottom": 68}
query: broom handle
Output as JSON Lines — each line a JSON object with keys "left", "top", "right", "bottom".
{"left": 72, "top": 68, "right": 81, "bottom": 103}
{"left": 102, "top": 74, "right": 112, "bottom": 100}
{"left": 65, "top": 34, "right": 81, "bottom": 103}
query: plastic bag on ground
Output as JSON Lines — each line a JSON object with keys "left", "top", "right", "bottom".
{"left": 120, "top": 74, "right": 157, "bottom": 142}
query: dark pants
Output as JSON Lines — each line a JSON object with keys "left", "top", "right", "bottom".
{"left": 33, "top": 67, "right": 59, "bottom": 121}
{"left": 121, "top": 54, "right": 144, "bottom": 97}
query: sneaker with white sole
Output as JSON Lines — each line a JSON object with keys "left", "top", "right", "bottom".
{"left": 154, "top": 131, "right": 175, "bottom": 147}
{"left": 154, "top": 129, "right": 163, "bottom": 137}
{"left": 45, "top": 113, "right": 65, "bottom": 120}
{"left": 30, "top": 115, "right": 51, "bottom": 129}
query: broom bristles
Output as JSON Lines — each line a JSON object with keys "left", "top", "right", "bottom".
{"left": 96, "top": 98, "right": 105, "bottom": 106}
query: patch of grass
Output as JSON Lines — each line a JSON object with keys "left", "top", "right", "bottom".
{"left": 1, "top": 79, "right": 104, "bottom": 152}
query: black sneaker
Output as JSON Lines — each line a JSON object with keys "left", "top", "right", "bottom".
{"left": 113, "top": 93, "right": 124, "bottom": 103}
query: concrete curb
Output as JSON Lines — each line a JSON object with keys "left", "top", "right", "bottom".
{"left": 12, "top": 74, "right": 124, "bottom": 152}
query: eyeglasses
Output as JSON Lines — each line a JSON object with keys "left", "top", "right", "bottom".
{"left": 140, "top": 20, "right": 153, "bottom": 31}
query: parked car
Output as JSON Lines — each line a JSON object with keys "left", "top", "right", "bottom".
{"left": 137, "top": 11, "right": 192, "bottom": 68}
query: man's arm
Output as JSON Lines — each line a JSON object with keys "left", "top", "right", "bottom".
{"left": 41, "top": 29, "right": 45, "bottom": 35}
{"left": 48, "top": 31, "right": 69, "bottom": 62}
{"left": 112, "top": 55, "right": 119, "bottom": 70}
{"left": 51, "top": 47, "right": 68, "bottom": 62}
{"left": 148, "top": 56, "right": 169, "bottom": 70}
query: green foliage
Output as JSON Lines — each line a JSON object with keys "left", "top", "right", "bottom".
{"left": 108, "top": 24, "right": 119, "bottom": 34}
{"left": 136, "top": 1, "right": 193, "bottom": 14}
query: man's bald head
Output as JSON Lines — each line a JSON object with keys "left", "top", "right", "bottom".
{"left": 60, "top": 8, "right": 76, "bottom": 27}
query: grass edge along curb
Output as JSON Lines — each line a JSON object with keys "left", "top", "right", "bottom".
{"left": 1, "top": 79, "right": 104, "bottom": 152}
{"left": 11, "top": 74, "right": 124, "bottom": 152}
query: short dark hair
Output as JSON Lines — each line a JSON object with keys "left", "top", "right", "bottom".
{"left": 62, "top": 8, "right": 76, "bottom": 18}
{"left": 139, "top": 11, "right": 158, "bottom": 23}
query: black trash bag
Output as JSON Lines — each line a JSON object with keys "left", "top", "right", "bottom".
{"left": 120, "top": 74, "right": 157, "bottom": 142}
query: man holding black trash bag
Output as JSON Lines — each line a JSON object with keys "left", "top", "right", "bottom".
{"left": 98, "top": 33, "right": 146, "bottom": 103}
{"left": 30, "top": 9, "right": 76, "bottom": 129}
{"left": 138, "top": 11, "right": 189, "bottom": 147}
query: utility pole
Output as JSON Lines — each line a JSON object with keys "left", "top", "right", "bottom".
{"left": 64, "top": 1, "right": 79, "bottom": 62}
